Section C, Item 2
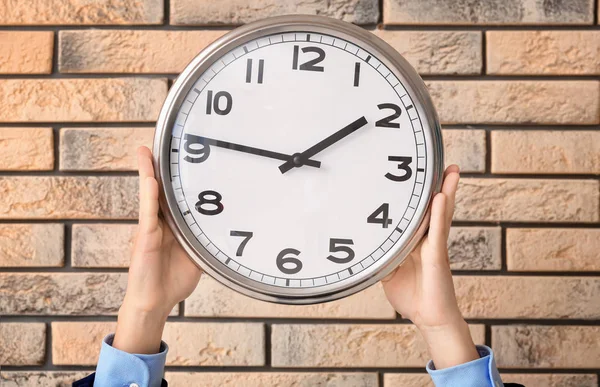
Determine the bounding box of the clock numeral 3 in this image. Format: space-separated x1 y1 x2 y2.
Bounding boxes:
183 133 210 163
230 230 253 256
375 103 402 128
386 156 413 182
292 45 325 72
206 90 233 115
195 190 224 216
246 58 265 84
367 203 393 228
276 248 303 275
327 238 355 264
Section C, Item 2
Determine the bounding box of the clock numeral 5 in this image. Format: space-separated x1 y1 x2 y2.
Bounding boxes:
367 203 393 228
183 133 210 163
206 90 233 115
376 103 402 128
292 45 325 72
327 238 355 264
195 190 223 216
276 248 302 275
230 230 253 256
386 156 413 182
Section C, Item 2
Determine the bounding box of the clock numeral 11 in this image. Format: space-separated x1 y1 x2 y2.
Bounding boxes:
246 58 264 84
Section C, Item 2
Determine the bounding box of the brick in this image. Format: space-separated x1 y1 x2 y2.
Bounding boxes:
0 78 167 122
0 32 53 74
0 224 64 267
71 224 135 267
454 178 599 222
186 277 395 319
383 0 594 25
507 228 600 271
372 31 482 75
442 129 486 173
0 273 126 315
491 130 600 174
166 373 378 387
52 322 264 366
448 227 501 270
60 128 152 171
493 325 600 368
383 374 431 386
383 373 599 387
0 323 46 365
455 276 600 319
427 81 600 125
271 324 484 367
0 0 163 25
59 30 226 73
0 372 89 387
171 0 379 25
0 128 54 170
0 176 138 219
487 31 600 75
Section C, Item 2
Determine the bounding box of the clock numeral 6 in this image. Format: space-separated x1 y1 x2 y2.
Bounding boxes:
367 203 393 228
327 238 355 264
292 45 325 72
375 103 402 129
195 190 223 216
276 248 303 275
183 133 210 164
230 230 253 257
386 156 413 182
206 90 233 115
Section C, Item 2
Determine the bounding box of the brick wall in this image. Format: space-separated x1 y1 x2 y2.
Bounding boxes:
0 0 599 386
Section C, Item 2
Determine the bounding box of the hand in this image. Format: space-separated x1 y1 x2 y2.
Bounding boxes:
113 146 202 354
382 165 479 369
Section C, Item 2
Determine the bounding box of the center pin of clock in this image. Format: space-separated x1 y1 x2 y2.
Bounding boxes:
291 153 303 166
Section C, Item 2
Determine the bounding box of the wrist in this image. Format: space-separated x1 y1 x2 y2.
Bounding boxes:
113 299 168 354
418 318 479 369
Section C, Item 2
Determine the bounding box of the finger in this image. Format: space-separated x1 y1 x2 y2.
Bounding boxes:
137 147 160 233
137 146 155 181
441 164 460 232
426 192 448 257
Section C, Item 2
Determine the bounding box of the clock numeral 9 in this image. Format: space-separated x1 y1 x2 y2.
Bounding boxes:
376 103 402 129
292 45 325 72
327 238 355 264
276 248 303 275
230 230 253 256
206 90 233 115
367 203 393 228
195 190 223 216
386 156 412 182
183 133 210 164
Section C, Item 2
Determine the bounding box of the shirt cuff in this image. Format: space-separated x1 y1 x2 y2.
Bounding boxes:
94 333 168 387
426 345 503 387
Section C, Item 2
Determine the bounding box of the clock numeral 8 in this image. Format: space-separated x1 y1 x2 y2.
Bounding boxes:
195 190 223 216
276 248 302 275
183 133 210 163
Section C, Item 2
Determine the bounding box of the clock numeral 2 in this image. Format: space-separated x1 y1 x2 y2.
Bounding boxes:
327 238 355 264
183 133 210 164
367 203 393 228
276 248 302 275
195 190 223 216
230 230 253 256
376 103 402 128
292 45 325 72
386 156 413 182
246 58 264 84
206 90 233 115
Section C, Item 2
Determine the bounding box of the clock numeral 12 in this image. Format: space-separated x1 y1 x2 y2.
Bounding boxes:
195 190 223 216
230 230 253 256
206 90 233 115
276 248 302 275
367 203 393 228
292 45 325 72
246 58 264 84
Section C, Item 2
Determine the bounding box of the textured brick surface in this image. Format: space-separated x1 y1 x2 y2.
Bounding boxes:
383 373 599 387
507 228 600 271
0 128 54 170
71 224 136 267
0 78 167 122
0 372 88 387
171 0 379 25
0 323 46 365
383 374 432 387
0 224 64 267
60 128 152 171
427 81 600 125
167 373 378 387
383 0 594 24
487 31 600 75
0 176 138 219
52 322 265 366
0 32 53 73
59 30 227 73
0 0 163 25
186 278 395 319
491 130 600 174
372 31 482 75
454 178 599 222
272 324 484 367
493 325 600 368
447 227 501 270
442 129 486 173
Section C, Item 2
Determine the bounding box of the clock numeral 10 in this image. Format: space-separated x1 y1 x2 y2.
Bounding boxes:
206 90 233 115
367 203 393 228
292 45 325 72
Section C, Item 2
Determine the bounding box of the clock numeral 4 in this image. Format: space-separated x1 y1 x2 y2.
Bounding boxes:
367 203 393 228
327 238 355 264
195 190 223 216
386 156 413 182
246 58 264 84
230 230 253 256
292 45 325 72
276 248 302 275
183 133 210 164
206 90 233 115
376 103 402 129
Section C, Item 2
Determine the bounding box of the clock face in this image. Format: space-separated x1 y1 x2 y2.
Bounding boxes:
158 19 441 303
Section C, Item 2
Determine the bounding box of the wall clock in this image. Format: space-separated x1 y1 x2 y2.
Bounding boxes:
154 15 444 304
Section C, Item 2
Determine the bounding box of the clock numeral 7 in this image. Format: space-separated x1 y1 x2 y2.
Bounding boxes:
195 190 223 216
292 45 325 72
327 238 355 264
367 203 393 228
276 248 302 275
183 133 210 164
230 230 253 256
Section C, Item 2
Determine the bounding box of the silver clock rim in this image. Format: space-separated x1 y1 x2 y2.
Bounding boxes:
153 14 444 305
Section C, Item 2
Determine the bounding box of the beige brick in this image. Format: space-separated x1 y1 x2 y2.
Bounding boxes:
271 324 484 367
0 176 138 219
0 372 89 387
454 178 599 222
427 81 600 125
487 31 600 75
0 32 53 74
0 78 167 122
0 128 54 170
507 228 600 271
443 129 486 173
0 273 126 315
493 325 600 368
52 322 265 366
60 128 152 171
171 0 379 25
448 227 501 270
383 0 594 24
71 224 135 267
59 30 226 73
372 31 482 75
491 130 600 174
0 224 64 267
167 373 378 387
383 373 599 387
455 276 600 319
0 0 162 25
0 323 46 365
383 374 432 386
186 277 395 319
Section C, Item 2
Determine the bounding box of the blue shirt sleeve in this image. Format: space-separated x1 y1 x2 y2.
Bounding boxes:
426 345 503 387
93 333 168 387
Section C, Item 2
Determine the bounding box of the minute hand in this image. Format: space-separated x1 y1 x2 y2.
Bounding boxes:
279 116 368 174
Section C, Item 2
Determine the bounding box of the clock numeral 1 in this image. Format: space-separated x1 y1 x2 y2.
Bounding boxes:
353 62 360 87
367 203 393 228
292 45 325 72
386 156 413 182
206 90 233 116
230 230 253 257
375 103 402 128
276 248 302 275
195 190 223 216
327 238 355 264
246 58 264 84
183 133 210 164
